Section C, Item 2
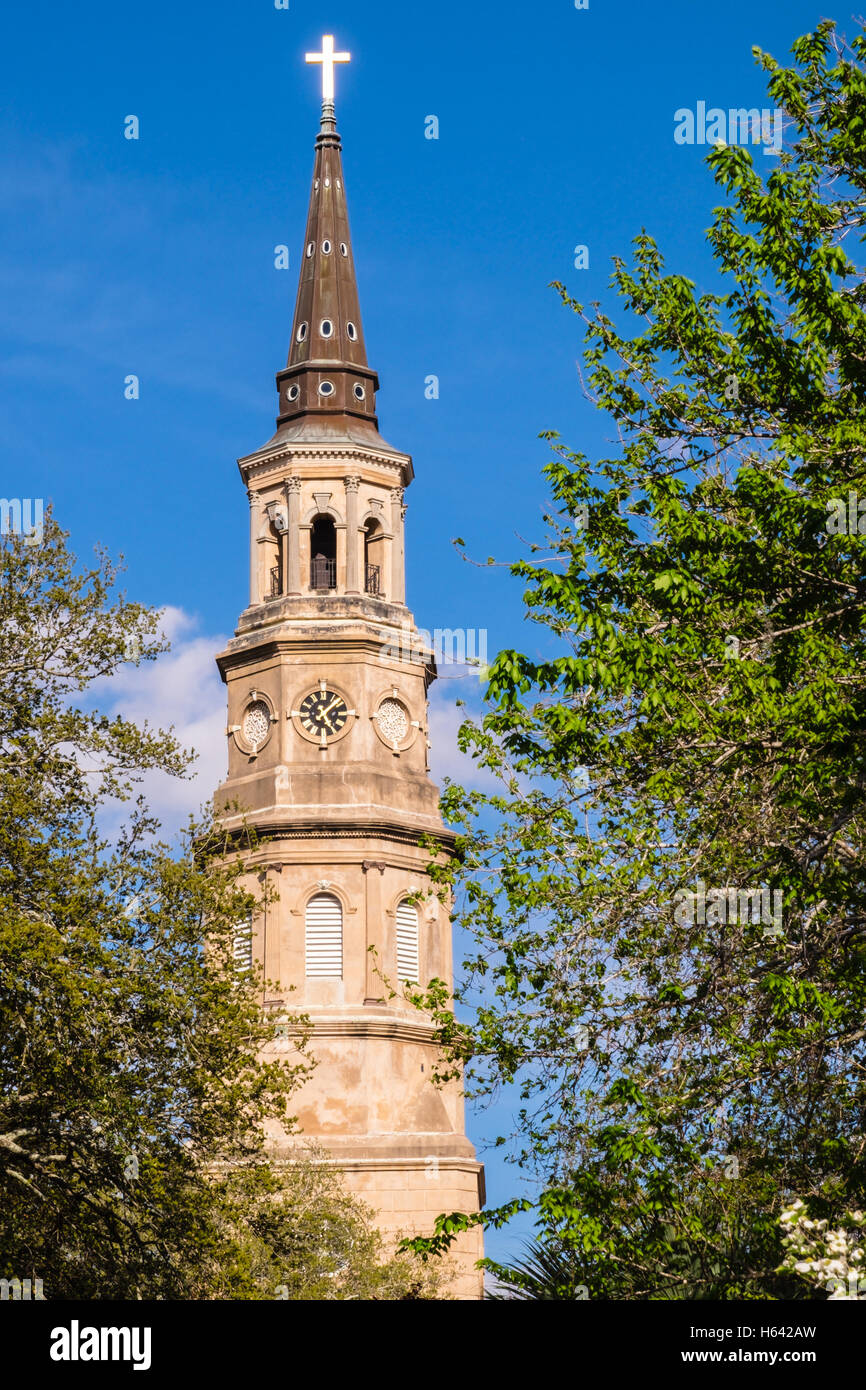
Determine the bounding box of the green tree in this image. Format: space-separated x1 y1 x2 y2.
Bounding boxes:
409 21 866 1298
484 1240 589 1301
219 1156 446 1300
0 516 433 1298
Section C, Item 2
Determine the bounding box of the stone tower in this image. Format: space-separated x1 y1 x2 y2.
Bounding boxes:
212 63 484 1299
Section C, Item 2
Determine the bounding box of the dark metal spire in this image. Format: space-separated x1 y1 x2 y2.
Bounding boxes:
274 103 381 437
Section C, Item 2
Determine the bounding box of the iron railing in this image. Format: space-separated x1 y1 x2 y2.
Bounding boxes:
269 565 282 598
365 563 380 595
311 556 337 590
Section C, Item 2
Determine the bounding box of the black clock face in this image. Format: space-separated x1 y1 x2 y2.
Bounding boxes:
299 689 348 739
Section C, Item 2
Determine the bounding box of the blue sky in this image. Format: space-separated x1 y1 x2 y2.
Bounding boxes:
1 0 835 1269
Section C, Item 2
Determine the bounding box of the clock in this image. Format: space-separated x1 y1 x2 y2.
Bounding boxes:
294 687 351 745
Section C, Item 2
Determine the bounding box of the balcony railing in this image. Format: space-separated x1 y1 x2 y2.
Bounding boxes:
269 565 282 598
311 555 336 590
365 563 380 595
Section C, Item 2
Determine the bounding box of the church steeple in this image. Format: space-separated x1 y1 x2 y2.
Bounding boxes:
214 37 484 1297
275 99 381 439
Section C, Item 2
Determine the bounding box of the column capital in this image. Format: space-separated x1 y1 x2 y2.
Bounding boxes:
286 476 303 494
344 474 361 492
362 860 388 875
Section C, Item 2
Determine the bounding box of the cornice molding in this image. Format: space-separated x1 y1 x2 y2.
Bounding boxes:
267 1154 484 1175
218 631 432 665
216 819 457 852
267 1016 439 1045
239 442 411 478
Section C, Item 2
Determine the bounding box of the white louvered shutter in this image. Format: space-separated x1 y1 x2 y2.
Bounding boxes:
396 899 419 983
233 916 253 972
305 893 343 978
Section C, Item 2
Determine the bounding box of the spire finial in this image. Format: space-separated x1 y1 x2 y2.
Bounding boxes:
271 37 387 446
319 99 337 138
306 34 350 102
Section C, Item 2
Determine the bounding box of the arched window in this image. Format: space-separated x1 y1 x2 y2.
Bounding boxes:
267 511 282 599
310 514 337 590
305 893 343 977
396 899 419 983
364 518 383 595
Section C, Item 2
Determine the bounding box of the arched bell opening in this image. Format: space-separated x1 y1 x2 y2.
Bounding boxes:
265 514 283 599
364 518 384 596
310 514 337 590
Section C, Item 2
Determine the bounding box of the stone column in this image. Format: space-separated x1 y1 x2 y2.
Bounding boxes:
286 477 302 596
344 475 361 594
248 489 261 606
390 487 405 605
263 864 283 999
362 860 387 1004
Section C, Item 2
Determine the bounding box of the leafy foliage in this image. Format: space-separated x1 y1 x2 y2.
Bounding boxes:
778 1198 866 1299
408 22 866 1298
483 1239 589 1301
0 516 433 1298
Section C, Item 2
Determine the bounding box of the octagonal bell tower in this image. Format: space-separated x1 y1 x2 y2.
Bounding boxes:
213 43 484 1299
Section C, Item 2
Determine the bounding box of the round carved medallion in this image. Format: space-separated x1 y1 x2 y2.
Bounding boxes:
377 698 409 745
243 700 272 750
372 694 418 754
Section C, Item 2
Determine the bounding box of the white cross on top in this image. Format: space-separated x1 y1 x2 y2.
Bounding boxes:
305 35 351 103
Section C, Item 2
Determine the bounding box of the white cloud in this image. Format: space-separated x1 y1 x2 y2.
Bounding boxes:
427 680 500 792
91 606 228 835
